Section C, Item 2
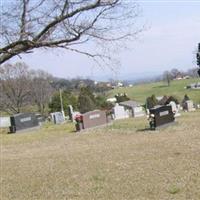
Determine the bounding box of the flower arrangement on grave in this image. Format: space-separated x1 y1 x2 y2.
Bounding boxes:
75 114 83 123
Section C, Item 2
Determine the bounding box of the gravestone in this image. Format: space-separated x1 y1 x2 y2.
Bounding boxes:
0 117 11 128
35 114 46 125
113 103 129 120
75 110 107 131
68 105 74 121
185 100 195 112
182 100 195 112
168 101 181 117
51 112 65 124
133 107 145 117
149 105 175 130
9 113 39 133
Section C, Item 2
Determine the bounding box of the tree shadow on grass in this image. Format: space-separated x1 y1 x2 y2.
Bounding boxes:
136 127 153 132
152 85 169 89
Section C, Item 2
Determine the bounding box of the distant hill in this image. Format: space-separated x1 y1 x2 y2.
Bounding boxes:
107 78 200 104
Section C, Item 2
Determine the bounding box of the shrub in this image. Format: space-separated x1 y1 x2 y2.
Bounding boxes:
146 94 158 109
115 93 130 103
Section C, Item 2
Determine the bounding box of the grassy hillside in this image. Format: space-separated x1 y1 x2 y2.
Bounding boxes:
107 78 200 104
1 111 200 199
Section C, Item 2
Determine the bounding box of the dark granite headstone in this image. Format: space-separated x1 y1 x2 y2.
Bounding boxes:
35 114 46 124
149 105 175 129
9 113 39 133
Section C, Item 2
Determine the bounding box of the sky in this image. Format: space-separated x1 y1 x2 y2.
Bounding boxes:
10 0 200 81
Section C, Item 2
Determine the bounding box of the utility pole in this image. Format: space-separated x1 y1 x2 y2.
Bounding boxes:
59 89 65 118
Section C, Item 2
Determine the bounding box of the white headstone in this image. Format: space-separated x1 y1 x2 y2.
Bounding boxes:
0 117 11 128
133 106 145 117
113 103 129 120
68 105 74 121
169 101 177 112
186 100 195 112
51 112 65 124
169 101 181 117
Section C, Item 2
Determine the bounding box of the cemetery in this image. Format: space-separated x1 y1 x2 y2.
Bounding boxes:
1 1 200 199
1 77 200 200
1 110 200 200
0 90 199 134
0 43 199 200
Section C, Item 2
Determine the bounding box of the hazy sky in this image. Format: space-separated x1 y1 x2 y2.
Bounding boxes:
10 1 200 81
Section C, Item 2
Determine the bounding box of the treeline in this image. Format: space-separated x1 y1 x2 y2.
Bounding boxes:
162 68 199 86
0 62 112 115
51 77 112 93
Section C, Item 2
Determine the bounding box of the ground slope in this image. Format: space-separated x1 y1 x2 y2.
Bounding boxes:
107 78 200 104
1 111 200 200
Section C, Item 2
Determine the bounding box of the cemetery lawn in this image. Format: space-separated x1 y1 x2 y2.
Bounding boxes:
1 111 200 200
107 78 200 104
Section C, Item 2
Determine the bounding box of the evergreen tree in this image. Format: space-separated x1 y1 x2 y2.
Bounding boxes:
115 93 130 103
182 94 190 103
78 87 96 113
95 95 114 110
146 94 158 109
49 90 77 114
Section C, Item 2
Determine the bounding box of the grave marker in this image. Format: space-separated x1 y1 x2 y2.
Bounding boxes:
185 100 195 112
168 101 181 117
75 110 108 131
9 113 39 133
51 112 65 124
68 105 74 121
113 103 129 120
148 105 175 130
0 117 11 128
133 107 145 117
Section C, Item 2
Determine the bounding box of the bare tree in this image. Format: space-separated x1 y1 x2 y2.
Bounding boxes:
187 68 199 78
30 69 53 114
0 62 32 114
170 68 182 79
163 71 172 87
0 62 53 114
0 0 141 65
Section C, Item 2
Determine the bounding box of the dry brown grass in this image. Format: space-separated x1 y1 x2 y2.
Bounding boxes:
1 111 200 200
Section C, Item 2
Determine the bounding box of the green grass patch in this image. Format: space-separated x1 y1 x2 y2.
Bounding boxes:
167 185 181 194
108 78 200 104
107 117 149 132
1 121 75 145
